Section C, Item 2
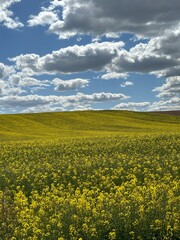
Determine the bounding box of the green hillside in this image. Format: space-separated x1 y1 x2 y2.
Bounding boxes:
0 110 180 140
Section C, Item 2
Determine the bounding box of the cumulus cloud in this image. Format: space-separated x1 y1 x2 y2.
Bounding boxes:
22 104 94 113
153 27 180 60
109 42 179 75
0 95 50 108
10 41 124 74
11 35 179 79
16 77 49 87
3 70 50 95
147 26 180 77
9 54 41 74
29 0 180 39
121 81 133 87
153 77 180 99
0 63 15 79
98 25 180 78
0 65 51 97
2 0 180 113
101 72 128 80
22 105 64 113
5 23 180 114
0 80 6 94
28 11 59 27
162 67 180 78
0 0 23 29
112 102 150 111
149 97 180 111
9 24 180 83
26 0 180 82
0 79 25 96
65 92 129 104
0 64 25 96
113 98 180 112
0 92 129 112
52 78 89 91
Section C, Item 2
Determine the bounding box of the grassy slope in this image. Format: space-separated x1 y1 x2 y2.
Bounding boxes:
0 110 179 141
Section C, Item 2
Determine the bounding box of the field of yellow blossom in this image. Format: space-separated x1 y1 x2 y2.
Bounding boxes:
0 111 179 239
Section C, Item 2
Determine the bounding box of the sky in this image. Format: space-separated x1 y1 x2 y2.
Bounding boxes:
0 0 180 114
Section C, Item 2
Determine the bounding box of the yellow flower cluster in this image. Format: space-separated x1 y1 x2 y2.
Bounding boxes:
0 133 179 239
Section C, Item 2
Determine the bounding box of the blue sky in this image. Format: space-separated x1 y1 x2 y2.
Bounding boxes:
0 0 180 113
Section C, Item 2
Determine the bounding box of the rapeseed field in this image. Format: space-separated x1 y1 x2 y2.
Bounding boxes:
0 111 179 239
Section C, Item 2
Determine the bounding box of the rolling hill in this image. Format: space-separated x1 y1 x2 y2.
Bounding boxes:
0 110 179 239
0 110 179 141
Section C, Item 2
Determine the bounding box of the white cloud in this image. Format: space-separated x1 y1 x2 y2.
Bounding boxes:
28 11 59 27
160 67 180 79
0 64 25 96
5 70 50 94
113 98 180 112
9 54 41 73
0 80 6 94
19 77 49 87
105 33 120 39
0 66 51 97
10 41 124 74
101 72 128 80
22 105 64 113
121 81 133 87
0 92 129 112
148 26 180 78
52 78 89 91
0 79 25 96
153 77 180 99
109 43 179 75
0 63 15 79
0 0 23 29
30 86 48 94
65 92 129 104
9 24 180 82
149 97 180 111
113 102 150 111
43 0 64 11
28 0 180 39
100 25 180 78
5 87 25 96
